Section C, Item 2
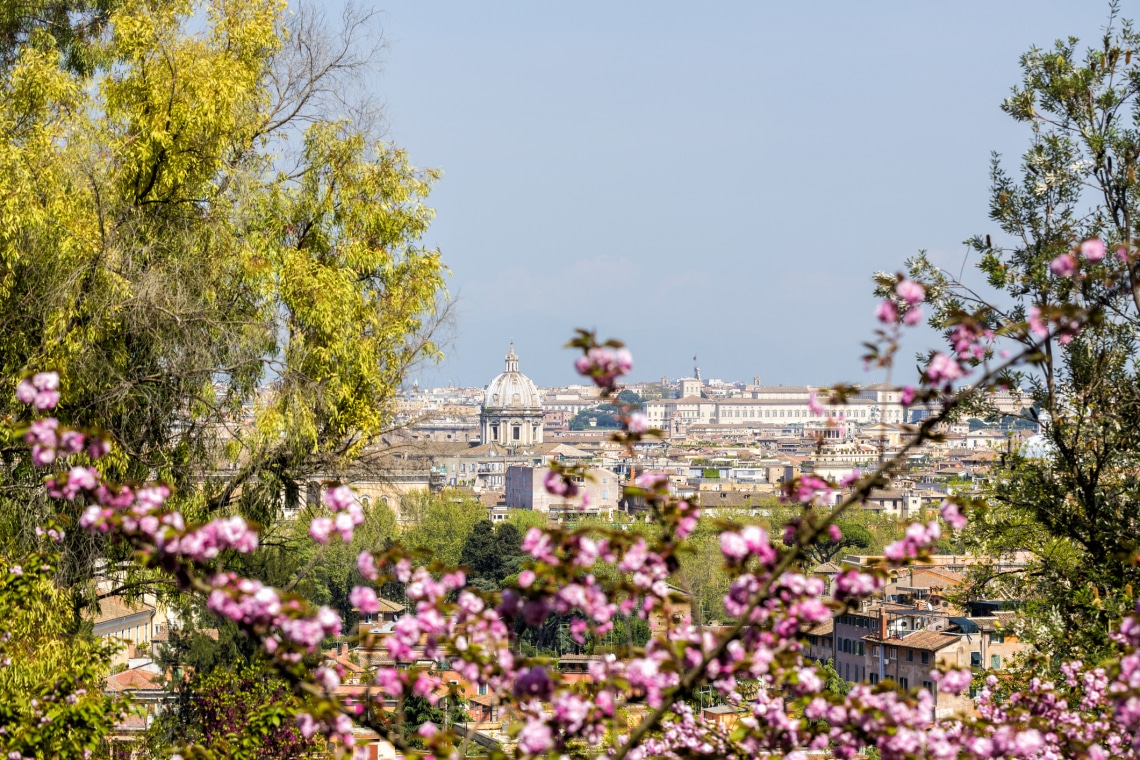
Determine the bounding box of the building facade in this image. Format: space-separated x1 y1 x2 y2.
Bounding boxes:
481 346 544 447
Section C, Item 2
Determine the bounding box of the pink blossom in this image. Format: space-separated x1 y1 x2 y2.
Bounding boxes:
902 305 924 326
296 713 318 739
357 550 378 581
313 666 341 692
1051 252 1078 277
58 430 84 455
900 386 916 406
935 668 973 694
334 511 355 541
925 353 963 385
834 569 884 601
1028 306 1048 338
15 380 35 405
24 418 58 449
17 372 61 410
808 391 824 416
940 501 967 531
895 280 925 305
349 585 380 614
876 300 898 324
627 411 650 433
517 720 554 755
309 517 333 544
86 437 109 459
635 471 670 489
1081 238 1106 261
323 485 355 512
575 346 633 389
543 469 578 497
719 531 748 562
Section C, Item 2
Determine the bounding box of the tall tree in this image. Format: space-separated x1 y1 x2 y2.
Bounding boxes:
0 0 448 604
907 6 1140 659
459 519 524 591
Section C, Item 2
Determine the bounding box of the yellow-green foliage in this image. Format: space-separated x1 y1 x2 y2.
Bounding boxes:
0 552 121 757
0 0 447 518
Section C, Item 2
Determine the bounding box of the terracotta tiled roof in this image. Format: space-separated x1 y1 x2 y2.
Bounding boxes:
863 629 958 651
806 619 834 636
106 668 161 692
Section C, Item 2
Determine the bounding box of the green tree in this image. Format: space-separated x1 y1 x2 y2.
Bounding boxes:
802 521 874 567
400 491 487 567
0 0 447 606
616 389 643 406
908 6 1140 659
459 520 524 591
147 664 315 760
569 404 621 430
506 508 549 536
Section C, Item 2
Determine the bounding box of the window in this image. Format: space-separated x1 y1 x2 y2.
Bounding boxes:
991 654 1001 669
478 684 488 696
899 677 909 689
921 652 929 664
991 632 1005 644
889 647 897 660
870 673 879 685
907 649 914 662
513 426 520 440
922 680 934 692
871 645 879 657
858 642 865 656
970 652 982 669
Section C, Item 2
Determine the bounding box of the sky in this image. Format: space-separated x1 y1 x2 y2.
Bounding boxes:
356 1 1112 389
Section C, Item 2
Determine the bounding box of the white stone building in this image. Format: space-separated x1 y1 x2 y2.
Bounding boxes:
481 345 544 447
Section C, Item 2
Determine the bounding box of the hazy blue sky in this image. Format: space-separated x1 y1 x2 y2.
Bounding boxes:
361 1 1110 389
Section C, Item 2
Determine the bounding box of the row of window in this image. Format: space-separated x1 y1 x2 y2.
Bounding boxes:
651 406 908 421
837 614 874 628
867 675 936 692
870 644 930 664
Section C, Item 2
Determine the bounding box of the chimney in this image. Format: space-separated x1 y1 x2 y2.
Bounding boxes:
880 609 888 640
337 641 344 656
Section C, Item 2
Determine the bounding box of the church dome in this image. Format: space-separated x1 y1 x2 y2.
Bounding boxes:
484 345 542 410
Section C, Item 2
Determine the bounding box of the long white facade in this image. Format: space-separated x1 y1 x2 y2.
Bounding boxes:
644 384 908 433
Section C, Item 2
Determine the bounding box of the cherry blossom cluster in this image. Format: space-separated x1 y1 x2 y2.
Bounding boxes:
309 485 365 544
15 372 60 411
574 345 633 392
1050 237 1109 279
876 277 925 326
